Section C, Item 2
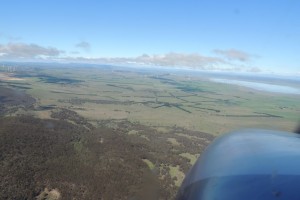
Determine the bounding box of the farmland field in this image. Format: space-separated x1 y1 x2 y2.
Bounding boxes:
0 63 299 199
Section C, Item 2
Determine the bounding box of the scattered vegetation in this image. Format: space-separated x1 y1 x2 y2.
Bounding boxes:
0 115 213 199
51 108 93 129
142 159 155 170
0 116 151 199
0 86 35 115
1 65 299 199
169 165 185 187
179 153 199 165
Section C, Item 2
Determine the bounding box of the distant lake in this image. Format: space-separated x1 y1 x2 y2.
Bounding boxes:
211 78 300 95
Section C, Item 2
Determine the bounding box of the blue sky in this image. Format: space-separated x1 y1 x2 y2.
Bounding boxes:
0 0 299 74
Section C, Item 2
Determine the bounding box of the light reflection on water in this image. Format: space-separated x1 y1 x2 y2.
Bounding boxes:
211 78 300 95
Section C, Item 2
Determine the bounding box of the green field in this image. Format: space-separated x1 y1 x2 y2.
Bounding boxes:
3 65 297 135
0 64 299 199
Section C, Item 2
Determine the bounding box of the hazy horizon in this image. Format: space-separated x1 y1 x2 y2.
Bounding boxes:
1 0 299 75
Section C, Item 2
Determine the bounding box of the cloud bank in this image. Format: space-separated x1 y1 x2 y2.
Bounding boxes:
0 43 63 59
134 53 224 68
61 51 261 72
61 53 225 70
0 41 260 72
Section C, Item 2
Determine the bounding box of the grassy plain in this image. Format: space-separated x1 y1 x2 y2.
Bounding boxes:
0 64 299 199
5 65 297 135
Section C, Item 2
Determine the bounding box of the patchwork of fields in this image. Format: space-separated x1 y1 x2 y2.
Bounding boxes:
0 64 299 199
3 65 297 134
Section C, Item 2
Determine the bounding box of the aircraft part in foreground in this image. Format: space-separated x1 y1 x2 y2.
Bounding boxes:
177 129 300 200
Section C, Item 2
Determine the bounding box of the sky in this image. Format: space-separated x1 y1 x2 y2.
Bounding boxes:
0 0 299 74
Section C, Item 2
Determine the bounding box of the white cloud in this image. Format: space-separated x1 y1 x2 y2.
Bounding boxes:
59 52 264 72
60 52 225 70
213 49 252 62
0 41 262 73
247 67 261 73
0 42 63 59
134 53 224 68
75 41 91 52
